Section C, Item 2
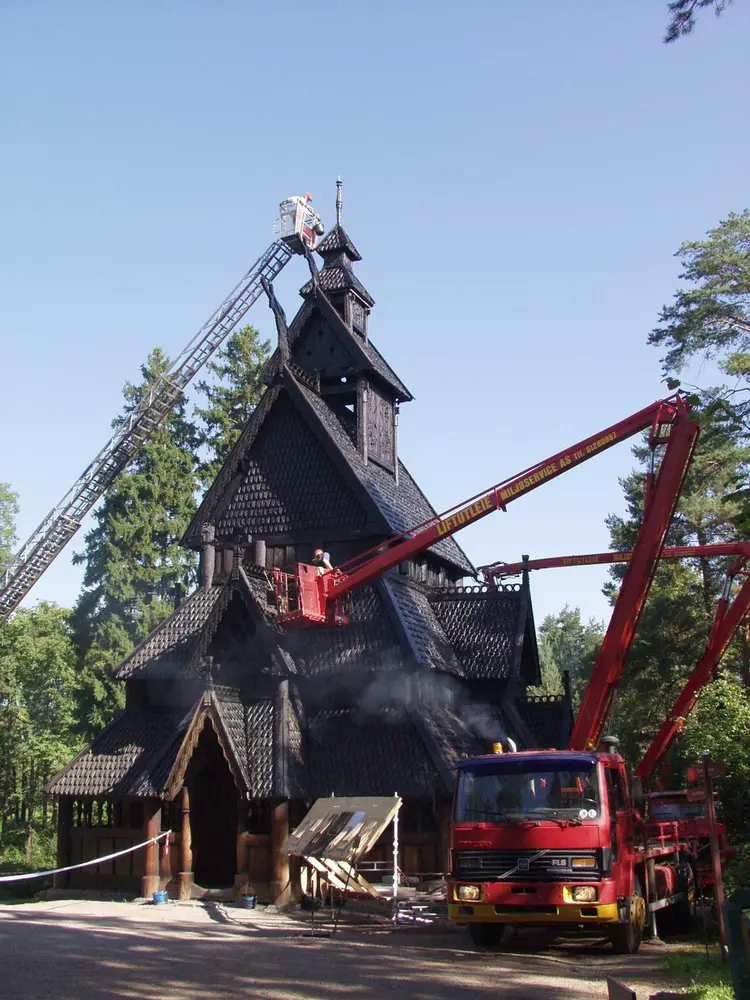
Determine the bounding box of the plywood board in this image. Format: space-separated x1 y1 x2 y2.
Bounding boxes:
281 796 401 861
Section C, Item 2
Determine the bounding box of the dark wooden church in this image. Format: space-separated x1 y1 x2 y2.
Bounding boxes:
47 198 572 902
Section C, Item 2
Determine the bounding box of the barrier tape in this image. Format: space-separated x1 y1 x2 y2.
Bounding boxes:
0 830 171 883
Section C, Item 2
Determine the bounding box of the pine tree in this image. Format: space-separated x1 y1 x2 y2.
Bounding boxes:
194 325 270 486
0 483 19 573
663 0 734 43
602 415 750 764
536 607 604 705
72 348 200 736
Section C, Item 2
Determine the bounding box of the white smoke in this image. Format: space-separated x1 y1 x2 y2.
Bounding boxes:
357 668 509 744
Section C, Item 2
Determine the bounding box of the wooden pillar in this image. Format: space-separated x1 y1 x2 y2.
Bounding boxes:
436 799 452 876
177 786 193 900
233 811 250 903
54 797 73 889
140 799 161 898
271 800 291 904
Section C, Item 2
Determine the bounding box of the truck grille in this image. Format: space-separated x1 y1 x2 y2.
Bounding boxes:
454 849 601 882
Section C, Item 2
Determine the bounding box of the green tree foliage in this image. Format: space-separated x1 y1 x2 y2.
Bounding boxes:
72 348 200 736
650 211 750 429
0 483 19 573
536 606 604 706
195 325 270 486
675 675 750 846
0 602 81 868
664 0 734 43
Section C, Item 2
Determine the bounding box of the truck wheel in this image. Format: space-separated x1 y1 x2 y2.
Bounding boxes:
468 923 506 948
610 877 646 955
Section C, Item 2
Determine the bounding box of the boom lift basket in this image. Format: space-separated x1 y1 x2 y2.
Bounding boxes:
275 197 325 253
273 566 348 629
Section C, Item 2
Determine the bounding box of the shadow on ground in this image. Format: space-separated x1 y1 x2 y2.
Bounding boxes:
0 903 688 1000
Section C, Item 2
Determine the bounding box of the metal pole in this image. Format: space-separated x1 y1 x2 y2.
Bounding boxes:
392 795 401 925
702 751 727 957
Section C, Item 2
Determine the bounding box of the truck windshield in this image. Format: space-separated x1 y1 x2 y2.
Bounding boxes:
455 759 601 823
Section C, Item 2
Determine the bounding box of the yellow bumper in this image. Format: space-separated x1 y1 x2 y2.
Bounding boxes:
448 902 620 925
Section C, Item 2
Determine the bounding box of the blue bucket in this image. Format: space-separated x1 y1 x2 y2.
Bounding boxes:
152 890 168 905
241 894 257 910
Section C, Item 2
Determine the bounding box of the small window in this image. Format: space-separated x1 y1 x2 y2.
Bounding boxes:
605 767 626 812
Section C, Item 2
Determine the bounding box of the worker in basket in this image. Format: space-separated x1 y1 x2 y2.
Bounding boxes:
312 548 333 572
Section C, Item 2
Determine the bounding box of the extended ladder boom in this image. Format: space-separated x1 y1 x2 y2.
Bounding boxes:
482 542 750 581
1 196 324 622
568 404 699 751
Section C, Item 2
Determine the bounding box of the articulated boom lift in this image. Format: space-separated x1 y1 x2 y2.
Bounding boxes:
0 196 324 624
636 549 750 780
481 541 750 770
481 542 750 581
274 394 698 631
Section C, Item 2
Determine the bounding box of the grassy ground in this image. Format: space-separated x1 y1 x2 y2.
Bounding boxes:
661 950 733 999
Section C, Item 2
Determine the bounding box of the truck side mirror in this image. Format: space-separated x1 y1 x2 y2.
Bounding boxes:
630 776 644 814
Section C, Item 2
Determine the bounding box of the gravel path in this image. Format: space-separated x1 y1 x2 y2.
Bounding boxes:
0 900 687 999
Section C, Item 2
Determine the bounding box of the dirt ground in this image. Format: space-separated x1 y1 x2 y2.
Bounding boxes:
0 899 689 999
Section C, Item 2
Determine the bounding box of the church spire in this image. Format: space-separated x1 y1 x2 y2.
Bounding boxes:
336 176 342 227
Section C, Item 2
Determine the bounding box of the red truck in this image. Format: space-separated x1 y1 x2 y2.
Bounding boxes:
448 546 749 951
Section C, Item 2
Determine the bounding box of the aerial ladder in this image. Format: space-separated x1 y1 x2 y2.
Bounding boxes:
0 195 324 623
274 394 699 645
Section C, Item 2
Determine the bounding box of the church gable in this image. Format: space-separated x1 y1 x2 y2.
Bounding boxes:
215 392 368 539
204 592 279 687
290 307 358 378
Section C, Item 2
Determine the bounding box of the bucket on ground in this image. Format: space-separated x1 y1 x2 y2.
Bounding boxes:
152 890 168 905
241 894 257 909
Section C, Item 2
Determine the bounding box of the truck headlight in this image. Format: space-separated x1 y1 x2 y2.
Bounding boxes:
571 886 598 903
456 884 482 901
571 857 597 869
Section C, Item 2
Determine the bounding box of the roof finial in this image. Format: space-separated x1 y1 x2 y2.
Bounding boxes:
336 176 342 227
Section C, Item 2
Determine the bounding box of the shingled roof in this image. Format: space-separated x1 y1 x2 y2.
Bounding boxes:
300 223 374 308
183 371 473 576
45 686 277 800
281 288 412 402
429 583 531 680
116 586 231 679
45 705 189 798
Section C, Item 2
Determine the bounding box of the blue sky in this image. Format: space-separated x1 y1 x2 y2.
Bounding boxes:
1 1 748 625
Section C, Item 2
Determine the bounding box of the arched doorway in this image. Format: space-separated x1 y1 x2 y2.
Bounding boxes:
188 724 238 888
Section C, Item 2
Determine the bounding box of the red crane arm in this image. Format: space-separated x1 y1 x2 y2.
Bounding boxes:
635 557 750 781
568 403 699 751
482 542 750 581
274 395 693 629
